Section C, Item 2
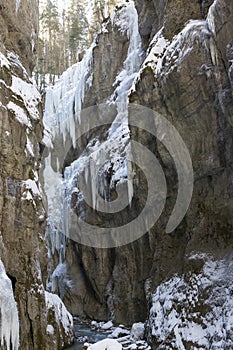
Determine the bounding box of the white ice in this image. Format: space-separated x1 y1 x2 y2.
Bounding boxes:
0 260 19 350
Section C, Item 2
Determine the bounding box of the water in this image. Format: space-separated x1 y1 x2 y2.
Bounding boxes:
65 321 109 349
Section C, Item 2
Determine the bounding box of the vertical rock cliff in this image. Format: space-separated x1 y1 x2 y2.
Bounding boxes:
0 1 74 349
43 0 233 349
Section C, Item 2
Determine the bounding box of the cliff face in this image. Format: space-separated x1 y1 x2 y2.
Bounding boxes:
43 0 233 348
131 0 233 347
0 0 38 74
0 1 74 349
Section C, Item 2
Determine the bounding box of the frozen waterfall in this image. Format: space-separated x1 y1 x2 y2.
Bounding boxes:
43 0 143 288
0 260 19 350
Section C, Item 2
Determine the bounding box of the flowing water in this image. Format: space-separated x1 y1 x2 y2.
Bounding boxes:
65 321 109 349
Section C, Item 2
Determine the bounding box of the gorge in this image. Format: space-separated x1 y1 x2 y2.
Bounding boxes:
0 0 233 349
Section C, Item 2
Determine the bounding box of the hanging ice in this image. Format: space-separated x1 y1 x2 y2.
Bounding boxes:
43 1 143 253
0 260 19 350
43 42 96 148
62 1 143 218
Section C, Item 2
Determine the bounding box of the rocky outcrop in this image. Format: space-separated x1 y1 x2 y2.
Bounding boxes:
0 0 74 349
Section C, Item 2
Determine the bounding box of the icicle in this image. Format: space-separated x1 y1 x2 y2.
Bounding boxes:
43 42 96 148
0 260 19 350
43 2 143 254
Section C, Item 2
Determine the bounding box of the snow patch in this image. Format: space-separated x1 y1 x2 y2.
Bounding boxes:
101 321 114 330
130 323 145 341
46 324 55 335
23 179 41 197
45 291 73 336
0 52 10 69
148 255 233 349
26 136 34 157
7 101 31 128
11 76 41 120
88 339 122 350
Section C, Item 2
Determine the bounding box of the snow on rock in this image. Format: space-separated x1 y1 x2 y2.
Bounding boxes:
110 327 130 338
15 0 20 12
0 259 19 350
45 291 73 337
1 50 41 131
0 52 10 69
11 76 41 120
101 321 114 330
136 2 221 85
46 324 55 335
130 323 145 341
88 339 122 350
23 179 41 197
147 254 233 349
7 101 32 128
91 320 99 328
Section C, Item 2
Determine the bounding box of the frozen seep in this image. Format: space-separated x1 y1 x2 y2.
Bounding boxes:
0 260 19 350
62 0 143 221
43 0 143 284
43 30 96 296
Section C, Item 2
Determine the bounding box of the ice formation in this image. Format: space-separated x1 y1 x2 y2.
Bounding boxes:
0 260 19 350
43 41 96 147
43 0 143 281
136 1 220 84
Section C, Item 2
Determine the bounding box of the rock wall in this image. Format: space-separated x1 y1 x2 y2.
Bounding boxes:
44 0 233 347
0 0 74 349
56 5 153 325
131 0 233 348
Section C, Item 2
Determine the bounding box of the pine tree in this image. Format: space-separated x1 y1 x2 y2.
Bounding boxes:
39 0 61 83
67 0 89 64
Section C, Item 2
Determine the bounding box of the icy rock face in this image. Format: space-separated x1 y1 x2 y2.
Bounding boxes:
0 260 19 350
44 1 148 325
0 1 74 349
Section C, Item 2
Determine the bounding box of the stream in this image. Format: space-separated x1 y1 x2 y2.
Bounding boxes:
64 319 151 350
65 320 111 349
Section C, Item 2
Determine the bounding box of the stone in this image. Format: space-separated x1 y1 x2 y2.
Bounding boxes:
130 323 145 341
